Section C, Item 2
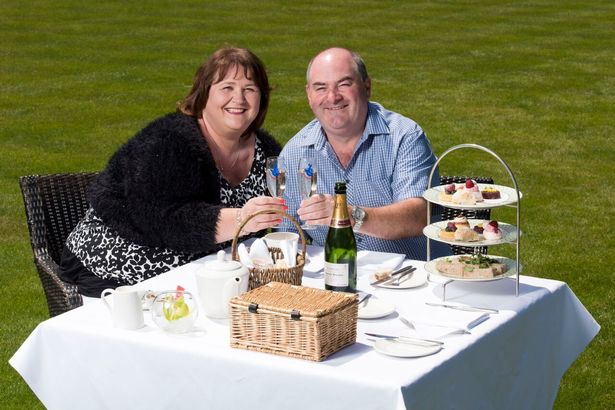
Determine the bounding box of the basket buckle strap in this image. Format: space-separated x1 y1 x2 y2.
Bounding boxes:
248 303 259 313
291 309 301 320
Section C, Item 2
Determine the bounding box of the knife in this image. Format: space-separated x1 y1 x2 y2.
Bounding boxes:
389 268 417 286
370 265 415 286
425 302 499 314
364 332 444 346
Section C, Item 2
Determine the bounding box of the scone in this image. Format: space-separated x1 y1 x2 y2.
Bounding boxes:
454 227 481 242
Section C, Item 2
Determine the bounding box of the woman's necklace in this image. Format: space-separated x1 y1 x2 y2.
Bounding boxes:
199 119 241 173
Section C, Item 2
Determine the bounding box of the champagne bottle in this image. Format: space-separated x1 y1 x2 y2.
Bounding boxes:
324 182 357 293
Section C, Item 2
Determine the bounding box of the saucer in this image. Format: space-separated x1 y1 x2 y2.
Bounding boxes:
358 299 396 319
374 339 443 358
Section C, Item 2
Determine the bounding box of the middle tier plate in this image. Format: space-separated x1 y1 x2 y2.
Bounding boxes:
423 220 519 247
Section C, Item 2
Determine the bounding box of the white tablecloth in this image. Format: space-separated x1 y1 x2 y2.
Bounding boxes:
10 247 599 410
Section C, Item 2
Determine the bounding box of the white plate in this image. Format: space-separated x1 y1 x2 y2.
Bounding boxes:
374 339 443 358
422 184 522 209
358 299 396 319
370 269 428 289
425 255 521 282
423 220 519 246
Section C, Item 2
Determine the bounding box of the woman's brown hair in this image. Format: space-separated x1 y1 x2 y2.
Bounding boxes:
177 47 270 138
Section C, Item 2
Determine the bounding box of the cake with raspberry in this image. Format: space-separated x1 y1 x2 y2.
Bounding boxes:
438 183 457 202
438 221 457 240
452 179 484 205
483 220 503 241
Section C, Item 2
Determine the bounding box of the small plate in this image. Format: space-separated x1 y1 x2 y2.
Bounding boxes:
358 299 396 319
374 339 443 358
370 269 428 289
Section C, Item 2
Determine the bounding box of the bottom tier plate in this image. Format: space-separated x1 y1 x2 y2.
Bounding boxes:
425 255 521 282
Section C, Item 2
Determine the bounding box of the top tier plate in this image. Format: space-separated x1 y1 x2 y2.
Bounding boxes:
422 183 522 209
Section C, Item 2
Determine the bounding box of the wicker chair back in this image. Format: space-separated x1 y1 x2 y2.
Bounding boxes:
19 172 99 316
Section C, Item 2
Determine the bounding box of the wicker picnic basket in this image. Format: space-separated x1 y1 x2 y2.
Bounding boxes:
231 209 307 290
229 282 358 361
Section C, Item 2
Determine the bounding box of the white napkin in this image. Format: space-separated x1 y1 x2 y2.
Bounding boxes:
302 249 405 275
357 250 405 276
303 246 324 273
237 243 254 268
404 306 489 339
279 239 297 267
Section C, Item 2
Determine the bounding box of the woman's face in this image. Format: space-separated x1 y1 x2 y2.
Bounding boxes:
202 65 260 138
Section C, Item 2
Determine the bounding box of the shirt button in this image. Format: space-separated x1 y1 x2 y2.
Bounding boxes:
357 237 363 243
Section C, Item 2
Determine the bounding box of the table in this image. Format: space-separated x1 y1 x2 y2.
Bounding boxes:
10 246 599 410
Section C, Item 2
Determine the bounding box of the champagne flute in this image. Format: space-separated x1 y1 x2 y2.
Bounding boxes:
266 156 286 198
297 157 318 230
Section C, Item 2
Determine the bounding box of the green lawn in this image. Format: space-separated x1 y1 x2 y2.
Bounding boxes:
2 1 613 408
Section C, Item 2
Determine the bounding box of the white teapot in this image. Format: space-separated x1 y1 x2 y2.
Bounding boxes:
195 250 249 319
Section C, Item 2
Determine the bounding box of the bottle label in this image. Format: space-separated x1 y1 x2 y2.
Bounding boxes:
324 262 349 287
329 219 351 228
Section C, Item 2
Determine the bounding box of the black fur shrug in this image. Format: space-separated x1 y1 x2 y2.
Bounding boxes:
88 112 281 254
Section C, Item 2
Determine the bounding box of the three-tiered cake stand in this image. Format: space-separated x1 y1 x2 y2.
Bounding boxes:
423 143 522 300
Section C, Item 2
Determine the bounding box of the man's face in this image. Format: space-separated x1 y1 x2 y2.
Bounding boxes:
306 50 371 140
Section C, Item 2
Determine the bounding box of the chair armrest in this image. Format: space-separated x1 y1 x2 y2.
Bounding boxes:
34 252 83 317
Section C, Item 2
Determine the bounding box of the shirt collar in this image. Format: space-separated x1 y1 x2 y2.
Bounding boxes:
300 101 390 149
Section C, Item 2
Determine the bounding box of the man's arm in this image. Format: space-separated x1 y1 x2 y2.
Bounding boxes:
350 198 427 239
296 195 428 239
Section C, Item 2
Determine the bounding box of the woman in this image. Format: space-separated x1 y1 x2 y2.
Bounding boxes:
60 47 286 297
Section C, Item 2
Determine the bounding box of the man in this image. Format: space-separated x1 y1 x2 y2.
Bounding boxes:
280 47 448 260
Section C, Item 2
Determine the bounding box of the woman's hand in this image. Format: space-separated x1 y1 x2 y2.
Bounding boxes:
297 194 333 227
239 196 288 233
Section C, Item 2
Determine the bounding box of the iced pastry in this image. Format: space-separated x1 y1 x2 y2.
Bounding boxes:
451 189 476 205
453 215 470 230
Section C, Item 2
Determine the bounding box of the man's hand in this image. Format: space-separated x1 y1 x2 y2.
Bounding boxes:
297 193 334 227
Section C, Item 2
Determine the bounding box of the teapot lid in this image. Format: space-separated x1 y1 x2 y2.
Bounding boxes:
203 250 243 271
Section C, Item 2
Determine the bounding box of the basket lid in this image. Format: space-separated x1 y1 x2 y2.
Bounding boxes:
230 282 357 318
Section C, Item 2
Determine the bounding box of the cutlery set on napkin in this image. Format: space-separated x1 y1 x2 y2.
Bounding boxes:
365 303 497 348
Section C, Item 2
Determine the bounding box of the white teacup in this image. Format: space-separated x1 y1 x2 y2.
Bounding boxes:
101 286 144 330
263 232 299 250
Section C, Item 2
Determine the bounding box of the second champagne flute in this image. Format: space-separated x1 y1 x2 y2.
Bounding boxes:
266 156 286 198
298 158 318 230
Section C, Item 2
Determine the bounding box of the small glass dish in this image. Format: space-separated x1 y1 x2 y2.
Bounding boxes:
151 290 198 333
